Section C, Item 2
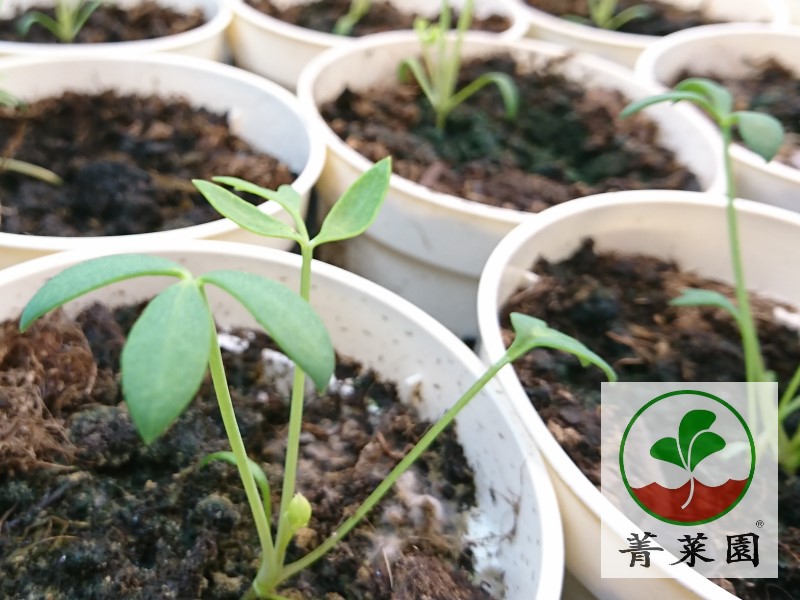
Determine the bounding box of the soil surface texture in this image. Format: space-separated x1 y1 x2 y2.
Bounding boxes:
524 0 722 36
321 54 701 213
0 91 294 236
0 302 492 599
247 0 510 36
0 1 205 43
500 239 800 599
675 58 800 169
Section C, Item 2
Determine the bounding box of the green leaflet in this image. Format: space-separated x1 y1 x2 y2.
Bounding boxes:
735 111 785 162
312 157 392 247
193 179 300 242
20 254 189 332
198 270 335 391
650 409 726 472
122 280 213 444
507 313 617 382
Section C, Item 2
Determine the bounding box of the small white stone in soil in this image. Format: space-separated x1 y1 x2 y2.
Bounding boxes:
217 331 249 353
774 305 800 333
261 348 316 403
328 376 356 399
398 373 423 406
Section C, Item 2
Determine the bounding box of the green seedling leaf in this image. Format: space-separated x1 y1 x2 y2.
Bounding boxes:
448 72 519 120
20 254 189 332
670 288 741 323
16 11 59 37
605 4 650 30
333 0 371 36
398 57 436 105
0 88 24 108
650 437 685 469
678 409 724 471
620 91 712 119
507 313 617 382
651 410 726 471
312 157 392 247
122 281 213 444
734 111 785 162
675 78 733 115
72 0 101 36
199 270 334 391
210 177 305 232
688 430 726 471
193 180 300 242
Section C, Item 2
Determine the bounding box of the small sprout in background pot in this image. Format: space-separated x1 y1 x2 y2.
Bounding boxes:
565 0 651 31
332 0 371 36
398 0 519 131
21 157 616 598
621 78 800 472
0 88 63 187
17 0 103 43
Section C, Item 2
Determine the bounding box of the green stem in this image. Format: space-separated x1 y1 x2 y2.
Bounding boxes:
202 290 276 572
275 354 513 586
255 242 315 593
779 364 800 416
721 125 765 383
0 158 63 185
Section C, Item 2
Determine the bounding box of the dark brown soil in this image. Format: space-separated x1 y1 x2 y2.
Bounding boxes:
320 54 701 213
246 0 510 36
0 302 493 599
525 0 722 36
500 239 800 599
674 58 800 169
0 91 294 236
0 1 205 43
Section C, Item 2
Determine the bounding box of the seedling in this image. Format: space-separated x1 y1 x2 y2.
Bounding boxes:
17 0 102 43
566 0 650 31
398 0 518 130
650 409 726 509
621 78 800 472
332 0 371 36
0 89 63 186
21 159 616 598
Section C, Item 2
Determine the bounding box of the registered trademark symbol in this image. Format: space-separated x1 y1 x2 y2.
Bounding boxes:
756 520 765 528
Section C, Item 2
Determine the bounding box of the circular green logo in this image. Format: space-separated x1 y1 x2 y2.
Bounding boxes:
619 390 755 526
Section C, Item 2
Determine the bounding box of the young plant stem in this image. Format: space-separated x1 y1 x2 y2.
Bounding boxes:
255 243 314 594
273 353 514 587
203 291 276 571
0 157 63 185
720 125 766 384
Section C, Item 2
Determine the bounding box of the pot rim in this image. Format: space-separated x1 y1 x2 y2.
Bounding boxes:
0 53 325 251
0 237 567 599
477 189 800 597
514 0 790 50
229 0 530 48
0 0 232 55
634 21 800 187
296 30 726 226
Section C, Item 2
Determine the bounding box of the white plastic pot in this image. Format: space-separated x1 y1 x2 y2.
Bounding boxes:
0 0 232 60
297 32 726 338
514 0 789 68
0 54 325 269
476 190 800 599
0 239 565 600
228 0 528 91
635 22 800 213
